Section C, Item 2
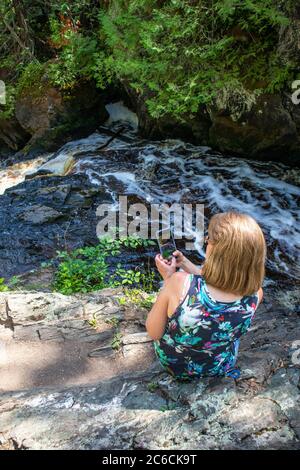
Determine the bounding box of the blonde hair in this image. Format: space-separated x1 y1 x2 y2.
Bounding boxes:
202 212 266 296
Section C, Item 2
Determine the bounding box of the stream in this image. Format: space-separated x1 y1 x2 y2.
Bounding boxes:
0 103 299 285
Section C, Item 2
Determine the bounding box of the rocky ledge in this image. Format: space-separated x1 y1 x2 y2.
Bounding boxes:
0 287 299 450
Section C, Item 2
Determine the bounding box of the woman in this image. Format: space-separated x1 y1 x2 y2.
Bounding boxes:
146 212 266 380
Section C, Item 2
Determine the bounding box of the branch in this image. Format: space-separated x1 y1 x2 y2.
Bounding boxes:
2 17 33 56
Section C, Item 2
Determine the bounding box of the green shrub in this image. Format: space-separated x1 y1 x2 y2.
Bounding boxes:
0 278 9 292
16 61 46 98
53 236 157 295
118 288 157 309
99 0 295 120
47 29 100 90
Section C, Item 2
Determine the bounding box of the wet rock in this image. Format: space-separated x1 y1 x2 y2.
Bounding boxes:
124 80 300 165
0 116 30 152
0 172 112 277
18 205 64 224
209 94 299 164
14 80 109 156
29 152 75 177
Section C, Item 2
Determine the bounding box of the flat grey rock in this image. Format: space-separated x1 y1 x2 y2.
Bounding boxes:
0 288 299 450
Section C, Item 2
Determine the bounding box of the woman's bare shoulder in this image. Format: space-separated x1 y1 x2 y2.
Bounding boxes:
257 287 264 305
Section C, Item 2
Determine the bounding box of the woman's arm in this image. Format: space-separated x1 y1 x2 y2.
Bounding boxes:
145 281 170 340
145 255 176 340
146 272 189 340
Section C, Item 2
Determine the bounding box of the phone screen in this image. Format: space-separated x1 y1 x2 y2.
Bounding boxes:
156 229 177 260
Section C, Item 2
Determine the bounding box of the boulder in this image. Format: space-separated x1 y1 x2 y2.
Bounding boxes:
0 287 299 450
0 116 30 152
209 94 299 164
17 205 64 225
122 79 300 165
13 79 109 156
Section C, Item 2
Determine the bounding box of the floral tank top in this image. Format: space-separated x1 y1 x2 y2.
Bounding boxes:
154 274 259 380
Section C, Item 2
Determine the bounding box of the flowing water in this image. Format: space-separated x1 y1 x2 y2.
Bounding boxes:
1 104 299 284
51 122 300 283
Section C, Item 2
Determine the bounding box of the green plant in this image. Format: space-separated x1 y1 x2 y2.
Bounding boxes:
0 278 9 292
113 266 156 292
41 261 53 269
7 276 20 289
118 288 157 309
99 0 296 121
47 31 99 90
88 314 98 329
119 235 156 250
147 382 159 393
1 0 296 126
0 84 16 119
160 403 177 412
111 331 123 350
105 316 120 328
53 236 158 295
16 61 45 98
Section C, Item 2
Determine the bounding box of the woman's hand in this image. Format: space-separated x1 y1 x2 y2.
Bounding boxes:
173 250 203 275
155 254 176 280
173 250 186 269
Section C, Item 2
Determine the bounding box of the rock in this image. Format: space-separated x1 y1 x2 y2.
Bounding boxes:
123 342 154 360
0 116 30 152
122 79 211 145
29 151 75 177
88 345 115 358
14 79 109 156
0 291 125 325
261 369 300 440
0 172 113 278
123 80 300 165
0 289 299 449
122 332 152 345
220 397 285 438
209 94 299 164
0 156 50 196
18 205 63 224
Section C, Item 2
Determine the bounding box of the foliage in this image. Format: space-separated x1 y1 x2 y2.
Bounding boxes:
0 85 16 119
0 0 111 117
16 60 46 97
47 26 99 89
99 0 296 120
0 1 297 124
105 316 120 328
118 288 157 310
113 265 155 292
88 314 98 329
53 235 157 295
111 331 122 350
147 382 159 393
0 278 9 292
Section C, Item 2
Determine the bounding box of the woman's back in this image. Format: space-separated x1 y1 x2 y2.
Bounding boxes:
154 274 259 380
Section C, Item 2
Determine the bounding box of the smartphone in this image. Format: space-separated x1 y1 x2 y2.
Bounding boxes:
156 228 177 261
